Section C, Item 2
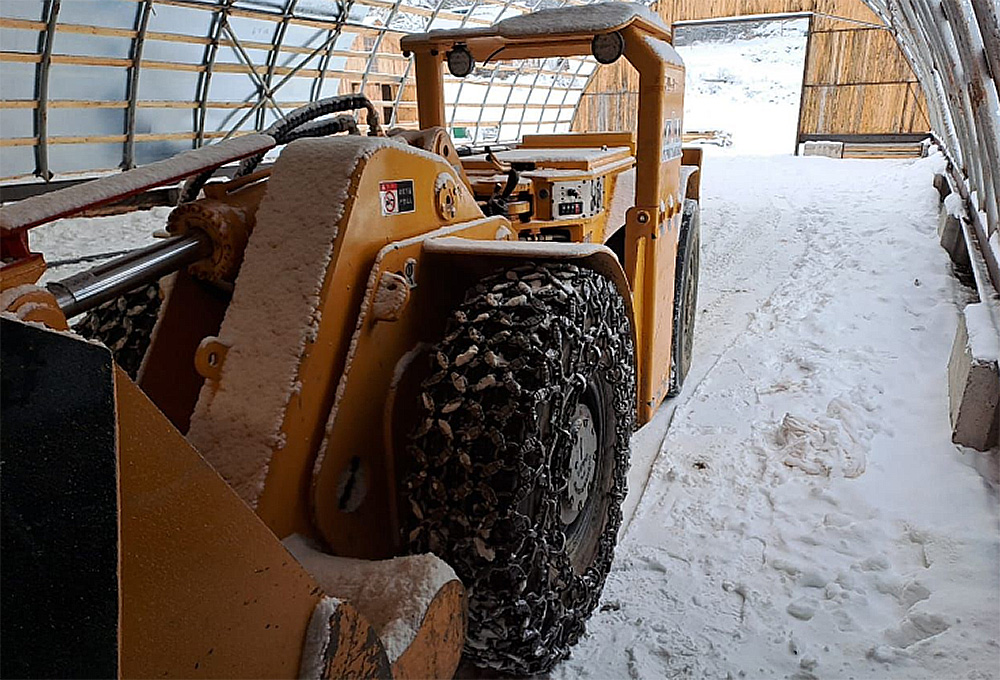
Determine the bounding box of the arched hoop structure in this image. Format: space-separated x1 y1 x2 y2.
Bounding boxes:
0 0 996 287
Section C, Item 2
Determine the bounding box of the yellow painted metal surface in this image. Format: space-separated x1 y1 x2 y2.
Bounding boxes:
310 215 512 557
1 285 69 330
622 24 686 421
0 254 46 289
521 131 637 155
123 7 689 581
116 367 322 679
251 144 487 543
405 17 686 424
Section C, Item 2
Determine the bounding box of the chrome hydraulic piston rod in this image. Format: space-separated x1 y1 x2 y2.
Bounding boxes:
47 231 212 318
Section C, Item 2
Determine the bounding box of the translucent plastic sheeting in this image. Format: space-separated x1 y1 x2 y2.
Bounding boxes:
0 0 614 181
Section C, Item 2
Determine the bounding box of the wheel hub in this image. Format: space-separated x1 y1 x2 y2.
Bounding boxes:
561 402 598 525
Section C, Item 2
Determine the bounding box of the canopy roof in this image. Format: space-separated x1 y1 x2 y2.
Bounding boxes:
401 1 665 45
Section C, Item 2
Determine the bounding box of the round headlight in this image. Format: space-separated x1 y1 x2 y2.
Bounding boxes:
447 45 475 77
591 32 625 65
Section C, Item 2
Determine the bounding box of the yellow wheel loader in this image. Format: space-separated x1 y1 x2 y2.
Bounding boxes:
0 3 701 677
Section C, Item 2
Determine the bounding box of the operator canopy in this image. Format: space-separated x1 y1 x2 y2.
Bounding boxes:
401 2 672 53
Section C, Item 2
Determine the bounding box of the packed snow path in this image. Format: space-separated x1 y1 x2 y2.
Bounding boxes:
551 153 1000 680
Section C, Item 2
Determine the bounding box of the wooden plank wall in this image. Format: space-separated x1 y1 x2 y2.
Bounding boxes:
572 0 930 144
338 33 419 130
799 16 929 138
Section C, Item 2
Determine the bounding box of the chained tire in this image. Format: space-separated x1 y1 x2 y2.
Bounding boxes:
667 199 700 396
404 261 636 675
73 282 162 379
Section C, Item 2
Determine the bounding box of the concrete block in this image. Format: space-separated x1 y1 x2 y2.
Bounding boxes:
933 172 951 203
939 212 972 270
802 141 843 159
948 305 1000 453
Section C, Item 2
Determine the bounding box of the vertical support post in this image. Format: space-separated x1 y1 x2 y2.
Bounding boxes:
388 0 457 128
793 13 814 156
34 0 61 180
123 0 153 170
413 51 446 129
626 38 665 211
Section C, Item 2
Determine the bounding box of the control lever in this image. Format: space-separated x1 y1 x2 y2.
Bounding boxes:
483 146 521 217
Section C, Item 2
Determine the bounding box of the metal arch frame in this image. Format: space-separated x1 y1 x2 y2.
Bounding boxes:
550 55 593 134
311 0 358 103
512 61 546 140
195 0 238 148
530 54 582 135
219 13 386 141
356 0 405 120
123 0 153 170
566 59 596 127
389 0 477 128
467 43 517 144
443 0 499 131
257 0 301 131
33 0 61 180
471 0 549 145
865 0 998 288
569 54 614 132
221 22 287 123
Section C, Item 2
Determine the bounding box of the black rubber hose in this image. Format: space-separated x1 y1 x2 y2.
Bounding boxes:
262 93 380 146
235 115 359 177
179 95 380 203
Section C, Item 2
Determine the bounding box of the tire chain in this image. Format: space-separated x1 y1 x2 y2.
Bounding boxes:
404 262 636 675
73 282 162 380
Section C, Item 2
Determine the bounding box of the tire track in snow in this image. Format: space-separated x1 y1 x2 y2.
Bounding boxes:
622 166 814 533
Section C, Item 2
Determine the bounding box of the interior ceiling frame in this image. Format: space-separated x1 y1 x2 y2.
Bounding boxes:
1 0 601 180
194 0 238 147
256 0 300 130
389 0 455 127
443 0 492 130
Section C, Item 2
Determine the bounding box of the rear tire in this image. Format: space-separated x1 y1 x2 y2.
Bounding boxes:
403 262 635 675
667 199 700 396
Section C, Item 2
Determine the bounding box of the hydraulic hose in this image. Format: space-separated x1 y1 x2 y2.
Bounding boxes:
234 114 360 178
179 95 381 203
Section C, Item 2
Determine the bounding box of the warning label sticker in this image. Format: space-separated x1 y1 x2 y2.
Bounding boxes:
379 179 415 216
661 117 682 162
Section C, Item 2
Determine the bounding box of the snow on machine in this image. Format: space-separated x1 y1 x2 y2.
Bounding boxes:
0 3 701 677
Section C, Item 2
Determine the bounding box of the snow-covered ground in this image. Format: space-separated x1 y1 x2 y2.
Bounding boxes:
549 151 1000 680
32 206 172 284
